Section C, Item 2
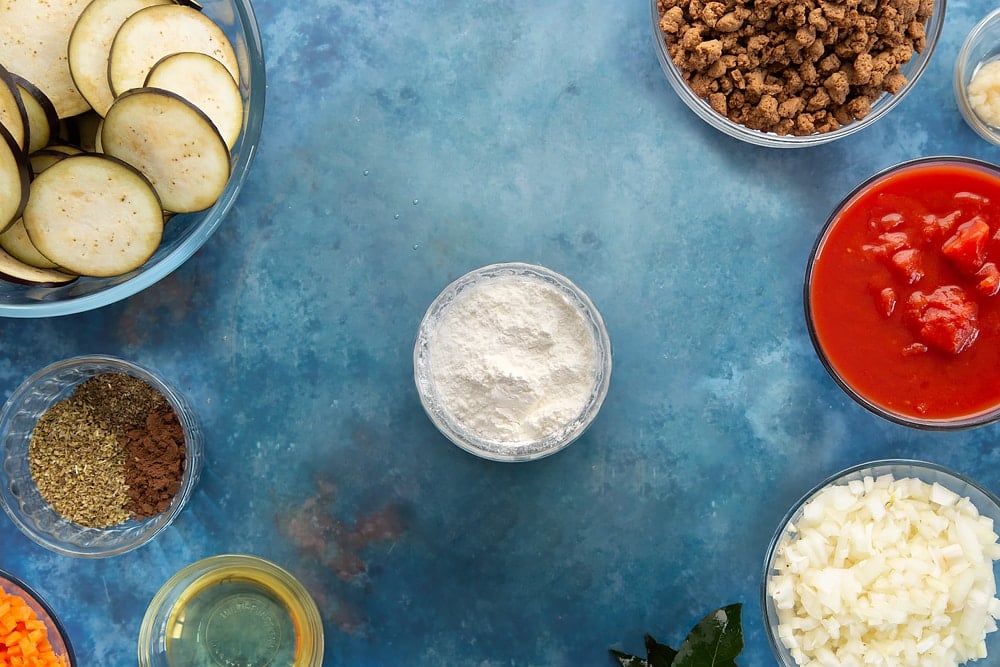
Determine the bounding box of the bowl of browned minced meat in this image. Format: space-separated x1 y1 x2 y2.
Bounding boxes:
651 0 944 147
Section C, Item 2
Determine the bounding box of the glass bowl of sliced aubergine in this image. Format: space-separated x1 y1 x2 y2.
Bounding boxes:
0 0 265 317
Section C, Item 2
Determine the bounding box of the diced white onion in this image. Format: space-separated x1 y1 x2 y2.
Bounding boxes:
769 474 1000 666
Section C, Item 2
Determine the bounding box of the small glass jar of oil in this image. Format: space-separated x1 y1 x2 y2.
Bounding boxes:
138 554 323 666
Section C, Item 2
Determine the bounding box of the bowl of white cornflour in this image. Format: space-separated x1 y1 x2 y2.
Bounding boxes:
414 262 612 462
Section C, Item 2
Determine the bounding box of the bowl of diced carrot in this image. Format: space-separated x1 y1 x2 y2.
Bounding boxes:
0 568 75 666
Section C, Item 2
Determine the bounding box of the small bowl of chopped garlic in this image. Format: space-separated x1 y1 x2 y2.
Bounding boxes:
762 459 1000 666
956 8 1000 145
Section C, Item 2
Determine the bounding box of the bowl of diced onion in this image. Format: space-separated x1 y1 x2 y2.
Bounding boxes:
762 459 1000 666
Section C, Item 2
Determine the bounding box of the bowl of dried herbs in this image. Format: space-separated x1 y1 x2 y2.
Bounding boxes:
0 355 203 557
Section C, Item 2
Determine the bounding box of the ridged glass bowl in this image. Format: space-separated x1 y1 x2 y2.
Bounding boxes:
650 0 945 147
0 0 265 317
762 459 1000 665
0 568 76 666
0 355 204 557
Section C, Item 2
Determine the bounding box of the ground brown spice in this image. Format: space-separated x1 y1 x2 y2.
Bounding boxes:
27 372 186 527
123 407 186 519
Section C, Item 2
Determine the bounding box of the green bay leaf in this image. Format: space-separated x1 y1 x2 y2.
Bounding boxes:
672 603 743 667
609 649 650 667
644 633 678 667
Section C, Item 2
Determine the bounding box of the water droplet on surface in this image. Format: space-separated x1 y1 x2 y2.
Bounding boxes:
394 213 400 220
412 243 420 250
363 170 369 176
412 199 419 206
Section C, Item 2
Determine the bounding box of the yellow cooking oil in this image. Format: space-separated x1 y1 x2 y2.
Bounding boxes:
164 565 309 667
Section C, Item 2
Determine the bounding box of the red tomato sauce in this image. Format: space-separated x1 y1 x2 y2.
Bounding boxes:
808 159 1000 423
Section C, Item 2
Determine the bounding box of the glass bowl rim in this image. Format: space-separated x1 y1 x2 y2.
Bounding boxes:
759 458 1000 665
413 261 613 462
0 354 203 557
0 566 77 666
954 7 1000 146
649 0 946 148
137 553 324 667
0 0 266 318
803 155 1000 430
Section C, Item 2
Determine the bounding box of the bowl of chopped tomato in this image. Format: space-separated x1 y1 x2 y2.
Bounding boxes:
806 156 1000 429
0 568 75 666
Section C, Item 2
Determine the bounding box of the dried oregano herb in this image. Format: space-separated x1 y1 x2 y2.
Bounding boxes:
27 372 185 528
28 399 131 527
73 373 169 432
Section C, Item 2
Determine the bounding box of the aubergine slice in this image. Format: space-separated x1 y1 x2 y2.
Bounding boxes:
62 110 103 153
10 73 58 154
101 87 230 213
0 0 92 118
0 218 60 270
67 0 173 117
0 64 28 153
0 124 29 232
28 149 70 178
0 245 76 286
45 143 84 157
22 153 163 277
108 4 239 98
145 51 243 150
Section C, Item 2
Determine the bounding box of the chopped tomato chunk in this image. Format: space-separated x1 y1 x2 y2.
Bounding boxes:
874 286 896 317
862 231 910 258
905 286 980 355
890 248 923 284
954 191 991 211
941 217 990 274
976 262 1000 297
920 211 961 243
871 212 905 231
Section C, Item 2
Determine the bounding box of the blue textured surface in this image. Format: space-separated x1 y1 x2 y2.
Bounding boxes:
2 1 1000 665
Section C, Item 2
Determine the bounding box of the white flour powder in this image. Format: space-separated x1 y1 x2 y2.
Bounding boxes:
428 275 597 444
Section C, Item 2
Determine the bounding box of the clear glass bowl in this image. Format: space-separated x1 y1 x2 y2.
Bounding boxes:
138 554 324 667
804 156 1000 430
0 568 76 666
0 355 204 557
955 8 1000 145
650 0 945 147
762 459 1000 666
0 0 265 317
414 262 613 462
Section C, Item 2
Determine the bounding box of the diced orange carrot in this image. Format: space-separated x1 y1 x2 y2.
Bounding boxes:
0 584 68 667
